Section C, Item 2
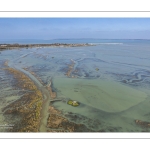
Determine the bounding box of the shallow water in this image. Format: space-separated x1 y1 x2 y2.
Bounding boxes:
0 40 150 132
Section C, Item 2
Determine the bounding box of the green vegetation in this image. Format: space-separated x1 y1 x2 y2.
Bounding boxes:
67 100 80 107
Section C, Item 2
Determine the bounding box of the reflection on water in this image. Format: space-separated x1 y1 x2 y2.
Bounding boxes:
0 40 150 132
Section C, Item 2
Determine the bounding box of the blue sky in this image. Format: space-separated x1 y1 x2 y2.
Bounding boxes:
0 18 150 39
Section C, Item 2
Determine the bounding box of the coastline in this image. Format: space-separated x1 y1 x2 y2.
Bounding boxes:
0 43 93 51
1 40 150 132
2 61 92 132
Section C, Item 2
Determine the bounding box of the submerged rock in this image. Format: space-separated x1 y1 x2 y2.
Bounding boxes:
135 119 150 128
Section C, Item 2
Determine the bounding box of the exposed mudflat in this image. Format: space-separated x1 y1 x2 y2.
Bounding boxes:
0 42 150 132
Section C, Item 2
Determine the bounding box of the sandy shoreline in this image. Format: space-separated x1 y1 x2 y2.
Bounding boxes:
0 43 93 51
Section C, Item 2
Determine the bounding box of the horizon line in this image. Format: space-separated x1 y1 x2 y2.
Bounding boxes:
0 38 150 40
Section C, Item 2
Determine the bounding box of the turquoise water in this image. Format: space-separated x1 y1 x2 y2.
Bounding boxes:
0 39 150 132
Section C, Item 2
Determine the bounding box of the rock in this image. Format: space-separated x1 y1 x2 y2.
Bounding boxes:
67 100 80 107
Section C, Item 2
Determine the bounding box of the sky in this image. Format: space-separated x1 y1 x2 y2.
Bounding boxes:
0 18 150 39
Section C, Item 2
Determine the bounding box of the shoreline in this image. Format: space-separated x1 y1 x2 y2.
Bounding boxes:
3 67 43 132
0 43 94 51
3 61 91 132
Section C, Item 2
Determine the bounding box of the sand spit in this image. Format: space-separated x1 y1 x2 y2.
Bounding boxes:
0 43 93 50
65 59 75 78
45 78 56 99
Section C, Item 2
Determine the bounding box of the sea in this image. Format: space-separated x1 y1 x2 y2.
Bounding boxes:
0 39 150 132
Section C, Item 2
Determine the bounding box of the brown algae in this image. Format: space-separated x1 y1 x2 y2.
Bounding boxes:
47 106 91 132
3 68 43 132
